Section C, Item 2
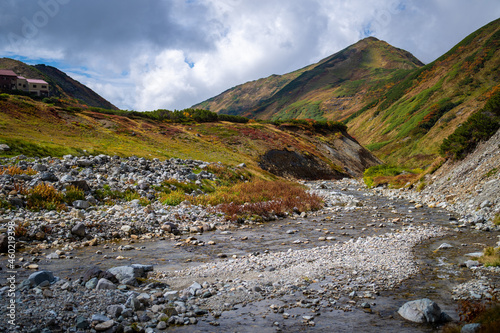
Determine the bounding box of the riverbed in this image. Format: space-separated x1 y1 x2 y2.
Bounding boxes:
1 179 499 332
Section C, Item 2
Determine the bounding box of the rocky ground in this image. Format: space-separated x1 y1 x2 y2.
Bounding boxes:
0 150 499 332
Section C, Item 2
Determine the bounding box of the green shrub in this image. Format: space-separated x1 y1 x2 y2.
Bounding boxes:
363 164 419 188
0 93 10 101
63 185 85 204
159 190 187 206
440 89 500 160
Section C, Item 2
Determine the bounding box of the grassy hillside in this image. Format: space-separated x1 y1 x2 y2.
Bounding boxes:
0 94 379 179
0 58 117 110
194 64 316 115
348 18 500 167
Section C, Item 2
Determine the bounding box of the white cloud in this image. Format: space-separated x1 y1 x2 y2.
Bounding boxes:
1 0 499 111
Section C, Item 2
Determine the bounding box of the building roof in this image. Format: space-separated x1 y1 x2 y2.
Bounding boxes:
26 79 48 85
17 76 26 80
0 69 18 76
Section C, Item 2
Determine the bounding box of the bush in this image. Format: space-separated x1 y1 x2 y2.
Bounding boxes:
159 190 187 206
363 164 420 188
63 185 85 204
193 180 323 221
440 89 500 160
26 183 66 211
0 93 9 101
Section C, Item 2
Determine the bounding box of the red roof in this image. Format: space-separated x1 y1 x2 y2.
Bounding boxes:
0 69 18 76
26 79 48 85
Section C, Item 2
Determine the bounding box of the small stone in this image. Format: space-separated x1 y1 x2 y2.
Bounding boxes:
461 323 481 333
75 317 90 329
95 320 115 331
42 289 53 298
73 200 90 209
157 321 167 330
85 277 98 289
436 243 453 250
96 278 116 290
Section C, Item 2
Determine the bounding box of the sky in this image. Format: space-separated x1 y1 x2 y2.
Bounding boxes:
1 0 499 111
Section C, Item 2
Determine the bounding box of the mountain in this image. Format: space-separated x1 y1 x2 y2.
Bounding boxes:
193 37 424 120
347 18 500 167
193 18 500 168
0 58 117 110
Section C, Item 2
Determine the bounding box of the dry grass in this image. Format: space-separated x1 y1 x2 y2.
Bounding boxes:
478 247 500 267
194 179 323 221
0 165 37 176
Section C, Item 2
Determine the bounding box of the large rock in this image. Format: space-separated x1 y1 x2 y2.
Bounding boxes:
398 298 443 323
40 172 58 182
28 271 56 287
71 223 86 237
461 323 481 333
0 144 11 151
107 264 153 285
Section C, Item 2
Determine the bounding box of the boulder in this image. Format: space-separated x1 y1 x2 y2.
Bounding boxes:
106 304 123 319
68 180 91 192
8 197 25 208
40 172 58 182
71 223 86 237
398 298 443 323
107 264 153 285
94 320 115 331
83 266 103 282
0 144 11 151
28 271 56 287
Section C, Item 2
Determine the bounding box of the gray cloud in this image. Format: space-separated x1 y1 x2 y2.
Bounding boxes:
0 0 499 111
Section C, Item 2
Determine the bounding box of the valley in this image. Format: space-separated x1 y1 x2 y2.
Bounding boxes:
0 16 499 333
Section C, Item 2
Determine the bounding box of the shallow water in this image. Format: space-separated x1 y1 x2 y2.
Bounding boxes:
3 182 499 332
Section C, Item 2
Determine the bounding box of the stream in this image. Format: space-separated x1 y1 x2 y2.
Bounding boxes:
3 180 499 332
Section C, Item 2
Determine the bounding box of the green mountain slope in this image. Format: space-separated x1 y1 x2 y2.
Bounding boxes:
347 18 500 167
0 58 117 110
193 37 423 121
194 64 317 115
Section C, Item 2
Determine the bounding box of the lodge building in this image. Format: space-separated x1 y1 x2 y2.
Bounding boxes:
0 69 49 97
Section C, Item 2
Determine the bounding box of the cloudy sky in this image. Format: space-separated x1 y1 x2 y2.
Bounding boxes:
1 0 499 111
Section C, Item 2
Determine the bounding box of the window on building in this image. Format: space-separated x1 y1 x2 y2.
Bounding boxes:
33 85 37 88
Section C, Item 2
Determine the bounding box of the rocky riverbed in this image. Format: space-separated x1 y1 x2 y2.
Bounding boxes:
0 155 499 332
